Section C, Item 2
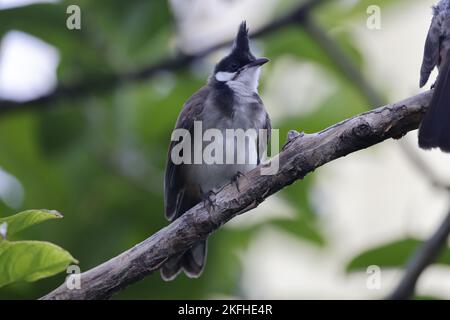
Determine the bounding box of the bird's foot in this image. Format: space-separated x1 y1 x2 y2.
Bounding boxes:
282 130 305 150
201 189 221 229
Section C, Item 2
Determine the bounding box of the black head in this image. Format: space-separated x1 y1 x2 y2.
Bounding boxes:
214 21 259 74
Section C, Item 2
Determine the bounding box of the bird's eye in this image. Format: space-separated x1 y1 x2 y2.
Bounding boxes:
230 63 239 71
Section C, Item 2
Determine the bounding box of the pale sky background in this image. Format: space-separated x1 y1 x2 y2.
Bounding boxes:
0 0 449 299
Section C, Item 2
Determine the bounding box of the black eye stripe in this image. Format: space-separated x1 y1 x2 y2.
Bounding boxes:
230 63 239 70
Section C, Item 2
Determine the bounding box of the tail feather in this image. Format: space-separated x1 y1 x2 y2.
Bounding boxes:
162 187 208 281
160 254 183 281
419 59 450 152
182 241 207 278
160 240 207 281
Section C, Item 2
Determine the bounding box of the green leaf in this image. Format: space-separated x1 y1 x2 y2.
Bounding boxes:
0 240 77 287
346 238 450 272
269 176 326 246
272 218 325 246
0 210 62 238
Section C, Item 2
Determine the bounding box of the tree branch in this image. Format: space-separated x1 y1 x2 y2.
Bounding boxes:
388 206 450 300
40 90 431 300
299 15 450 300
300 16 385 107
0 0 328 115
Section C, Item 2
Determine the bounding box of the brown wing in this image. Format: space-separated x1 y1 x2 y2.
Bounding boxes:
420 15 441 87
164 86 209 221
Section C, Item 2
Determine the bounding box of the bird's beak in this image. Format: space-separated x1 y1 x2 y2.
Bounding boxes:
244 58 270 69
233 58 269 80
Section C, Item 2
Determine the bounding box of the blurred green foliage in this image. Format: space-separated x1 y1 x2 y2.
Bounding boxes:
0 210 76 288
347 238 450 272
1 0 446 300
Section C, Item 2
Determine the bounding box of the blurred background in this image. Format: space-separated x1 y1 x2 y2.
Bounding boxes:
1 0 450 299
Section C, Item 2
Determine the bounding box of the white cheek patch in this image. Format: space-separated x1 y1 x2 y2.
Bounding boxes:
215 71 236 82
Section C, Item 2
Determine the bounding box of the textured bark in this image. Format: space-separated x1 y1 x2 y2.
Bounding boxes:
41 90 432 300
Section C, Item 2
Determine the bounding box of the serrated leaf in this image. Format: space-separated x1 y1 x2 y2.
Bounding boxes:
346 238 450 272
0 210 62 238
0 240 77 287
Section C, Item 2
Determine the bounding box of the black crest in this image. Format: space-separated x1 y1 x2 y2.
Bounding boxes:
232 21 250 53
214 21 256 74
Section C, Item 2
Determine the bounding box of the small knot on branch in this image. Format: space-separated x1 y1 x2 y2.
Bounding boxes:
282 130 305 151
352 122 371 138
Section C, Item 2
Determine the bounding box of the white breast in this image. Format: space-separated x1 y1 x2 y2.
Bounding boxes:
185 75 266 192
188 128 259 192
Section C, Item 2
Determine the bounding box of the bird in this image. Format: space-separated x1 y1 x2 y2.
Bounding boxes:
418 0 450 152
161 21 271 281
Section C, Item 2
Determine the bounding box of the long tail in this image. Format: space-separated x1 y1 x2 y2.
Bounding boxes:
160 240 207 281
419 59 450 152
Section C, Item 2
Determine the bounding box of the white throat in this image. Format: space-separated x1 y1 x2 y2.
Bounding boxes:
215 67 261 95
228 67 261 95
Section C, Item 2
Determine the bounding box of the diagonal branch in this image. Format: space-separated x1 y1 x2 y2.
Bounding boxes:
387 206 450 300
300 16 450 299
0 0 329 114
300 16 385 107
41 90 432 300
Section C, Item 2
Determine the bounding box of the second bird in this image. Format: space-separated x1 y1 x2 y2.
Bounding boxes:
419 0 450 152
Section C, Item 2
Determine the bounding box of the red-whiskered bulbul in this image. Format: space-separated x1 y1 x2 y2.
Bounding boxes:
419 0 450 151
161 22 271 280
